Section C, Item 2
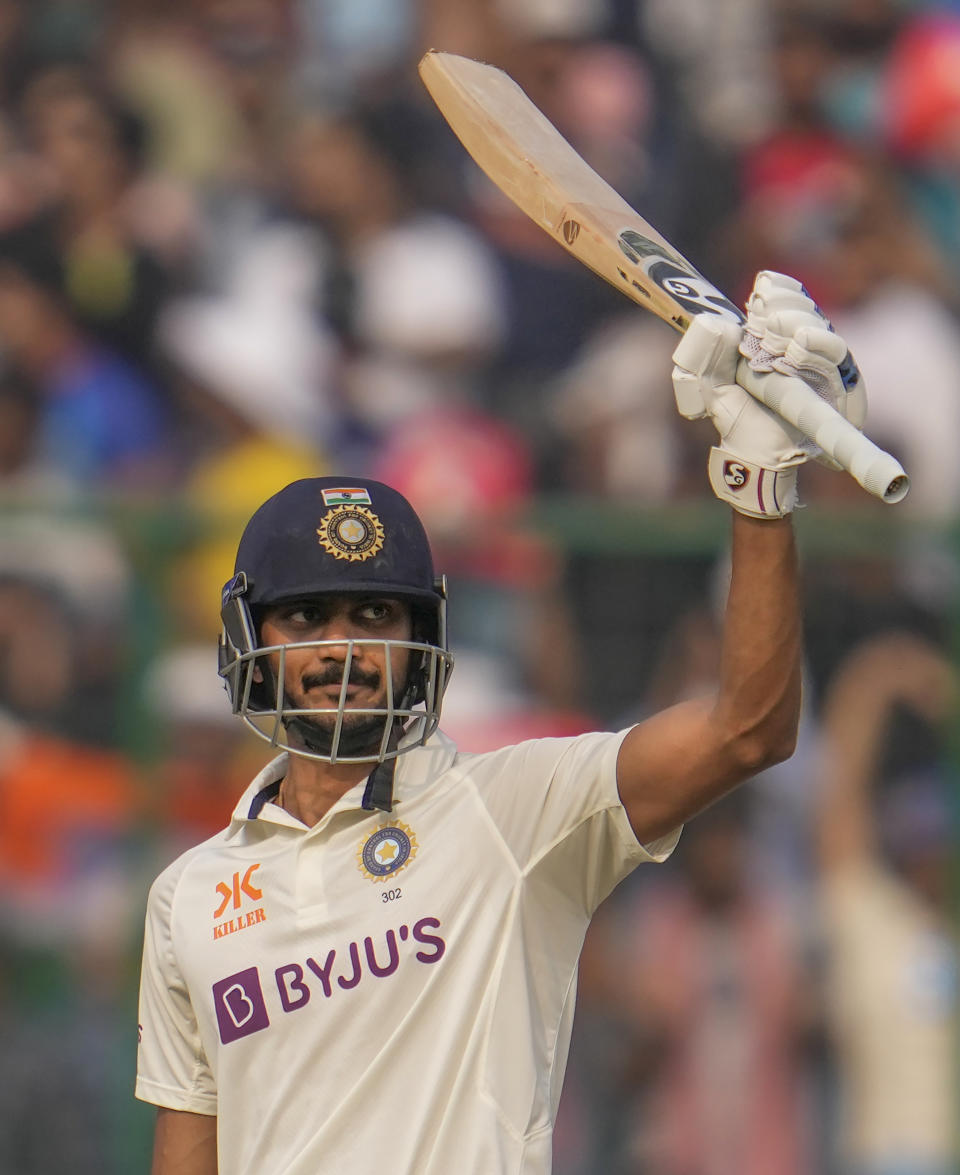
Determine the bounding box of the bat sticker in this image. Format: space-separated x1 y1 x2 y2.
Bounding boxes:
617 230 743 323
838 349 861 390
562 219 580 245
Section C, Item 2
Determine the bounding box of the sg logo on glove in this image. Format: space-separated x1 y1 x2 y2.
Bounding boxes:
723 460 750 490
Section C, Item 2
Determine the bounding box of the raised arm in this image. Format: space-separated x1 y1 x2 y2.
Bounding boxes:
617 271 862 842
617 512 800 841
151 1108 218 1175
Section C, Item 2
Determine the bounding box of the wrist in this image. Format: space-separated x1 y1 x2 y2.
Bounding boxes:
708 447 798 518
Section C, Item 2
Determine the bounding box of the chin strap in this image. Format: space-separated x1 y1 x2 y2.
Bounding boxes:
361 758 397 812
361 721 404 812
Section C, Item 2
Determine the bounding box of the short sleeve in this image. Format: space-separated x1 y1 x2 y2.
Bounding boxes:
468 729 680 913
135 866 218 1115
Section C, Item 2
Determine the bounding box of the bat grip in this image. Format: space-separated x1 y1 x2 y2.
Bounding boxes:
738 366 909 504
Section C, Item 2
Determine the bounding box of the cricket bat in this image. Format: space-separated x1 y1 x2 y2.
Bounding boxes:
418 49 909 505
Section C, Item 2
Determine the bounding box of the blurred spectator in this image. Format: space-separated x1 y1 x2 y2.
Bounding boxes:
14 66 196 364
614 794 819 1175
159 223 339 454
140 644 265 857
800 540 950 721
0 507 131 743
550 315 683 500
0 710 142 954
879 8 960 282
817 631 959 1175
0 368 58 494
0 958 119 1173
109 0 296 192
641 0 779 149
0 707 145 1175
296 0 418 87
158 228 335 640
275 99 507 437
0 221 171 487
0 566 147 1169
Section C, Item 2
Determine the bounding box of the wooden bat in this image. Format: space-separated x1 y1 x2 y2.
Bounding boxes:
418 49 909 505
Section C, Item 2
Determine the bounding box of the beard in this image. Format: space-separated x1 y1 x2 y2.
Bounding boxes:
284 663 406 758
285 708 395 758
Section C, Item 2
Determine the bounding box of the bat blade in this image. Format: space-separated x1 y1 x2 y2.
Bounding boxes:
418 49 908 504
418 49 742 332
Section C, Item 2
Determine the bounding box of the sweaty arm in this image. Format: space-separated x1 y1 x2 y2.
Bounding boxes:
152 1108 218 1175
617 511 800 842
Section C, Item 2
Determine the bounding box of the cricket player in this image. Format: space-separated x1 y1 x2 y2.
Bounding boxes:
136 272 863 1173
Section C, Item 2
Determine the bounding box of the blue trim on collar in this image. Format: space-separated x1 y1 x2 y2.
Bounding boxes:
248 779 282 819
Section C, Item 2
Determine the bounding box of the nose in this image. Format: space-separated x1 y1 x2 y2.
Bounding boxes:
313 611 361 660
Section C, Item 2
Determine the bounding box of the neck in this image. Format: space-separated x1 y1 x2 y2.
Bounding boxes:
276 752 371 828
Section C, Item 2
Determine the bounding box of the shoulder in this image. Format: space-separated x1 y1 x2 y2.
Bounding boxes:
454 729 628 778
407 727 624 779
146 827 233 918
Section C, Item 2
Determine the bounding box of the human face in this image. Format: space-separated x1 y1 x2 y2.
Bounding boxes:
258 594 413 757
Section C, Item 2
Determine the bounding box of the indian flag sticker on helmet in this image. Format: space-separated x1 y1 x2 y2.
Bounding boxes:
357 822 418 881
316 505 385 562
321 486 373 506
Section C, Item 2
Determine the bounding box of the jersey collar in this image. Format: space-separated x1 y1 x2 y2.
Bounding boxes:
230 730 460 826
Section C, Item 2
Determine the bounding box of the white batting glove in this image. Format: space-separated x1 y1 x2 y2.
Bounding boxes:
673 314 806 517
740 271 867 472
672 271 867 518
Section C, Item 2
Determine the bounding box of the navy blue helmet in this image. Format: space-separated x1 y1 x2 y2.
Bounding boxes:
218 477 452 763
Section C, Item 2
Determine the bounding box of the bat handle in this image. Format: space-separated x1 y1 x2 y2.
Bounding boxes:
737 365 909 504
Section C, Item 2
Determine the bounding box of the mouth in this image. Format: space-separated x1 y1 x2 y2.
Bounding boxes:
303 674 380 707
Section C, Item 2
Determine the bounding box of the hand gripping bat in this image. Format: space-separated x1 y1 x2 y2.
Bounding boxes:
418 49 909 505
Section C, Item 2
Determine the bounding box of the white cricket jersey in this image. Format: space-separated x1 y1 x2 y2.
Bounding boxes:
136 729 678 1174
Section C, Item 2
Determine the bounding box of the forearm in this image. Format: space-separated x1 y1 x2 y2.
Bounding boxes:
712 511 802 771
152 1108 218 1175
616 511 802 839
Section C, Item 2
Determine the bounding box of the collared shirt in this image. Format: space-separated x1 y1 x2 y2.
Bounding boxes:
136 728 678 1174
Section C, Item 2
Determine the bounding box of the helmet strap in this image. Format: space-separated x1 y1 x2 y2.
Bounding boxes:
361 722 403 812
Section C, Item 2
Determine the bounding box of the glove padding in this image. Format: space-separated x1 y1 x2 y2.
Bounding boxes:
741 271 867 472
672 271 868 517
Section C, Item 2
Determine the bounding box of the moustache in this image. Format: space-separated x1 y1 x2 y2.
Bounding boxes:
301 666 381 692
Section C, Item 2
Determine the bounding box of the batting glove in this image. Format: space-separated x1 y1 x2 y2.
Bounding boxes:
740 271 867 472
671 271 867 518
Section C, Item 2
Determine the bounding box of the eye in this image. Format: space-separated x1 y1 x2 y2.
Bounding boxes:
358 601 393 623
283 604 325 628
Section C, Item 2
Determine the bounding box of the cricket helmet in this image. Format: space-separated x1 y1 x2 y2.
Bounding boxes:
218 476 453 763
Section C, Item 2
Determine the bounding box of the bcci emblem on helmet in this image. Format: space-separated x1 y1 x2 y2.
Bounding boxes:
317 505 385 562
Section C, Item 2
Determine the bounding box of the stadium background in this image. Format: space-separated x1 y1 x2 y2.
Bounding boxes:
0 0 957 1171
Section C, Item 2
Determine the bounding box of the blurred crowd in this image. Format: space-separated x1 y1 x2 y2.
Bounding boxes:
0 0 957 1172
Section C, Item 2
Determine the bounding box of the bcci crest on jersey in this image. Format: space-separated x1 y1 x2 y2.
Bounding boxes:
357 822 418 881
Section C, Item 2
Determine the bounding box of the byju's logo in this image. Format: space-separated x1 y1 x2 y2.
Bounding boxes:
213 967 270 1044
